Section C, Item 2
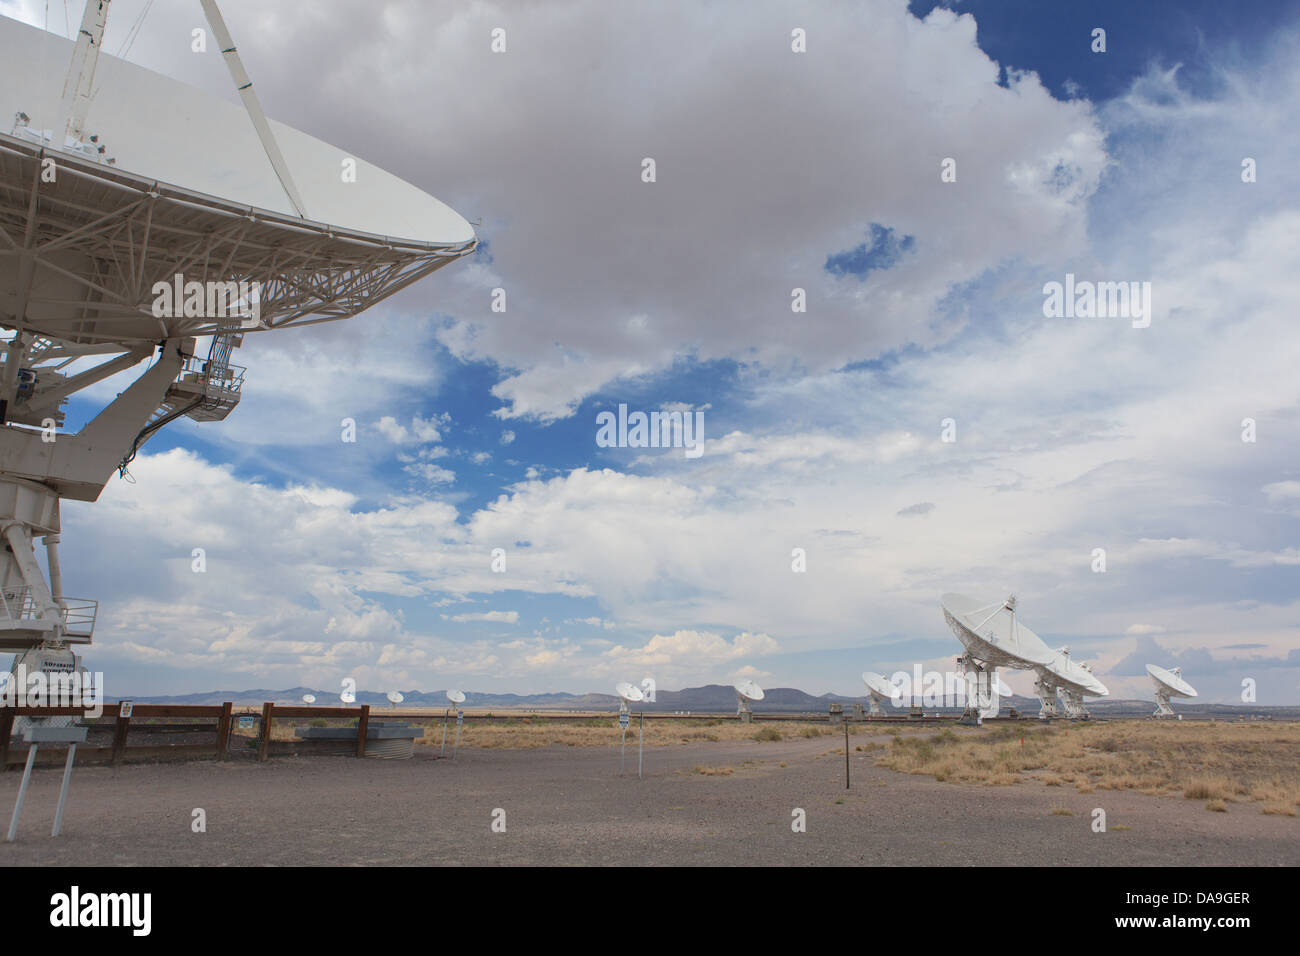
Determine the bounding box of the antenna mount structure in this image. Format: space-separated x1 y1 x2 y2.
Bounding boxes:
942 593 1107 721
1146 664 1196 718
733 679 764 723
0 3 476 682
862 671 901 718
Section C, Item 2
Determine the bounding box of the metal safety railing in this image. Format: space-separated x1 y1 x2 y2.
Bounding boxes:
0 587 97 635
167 352 246 422
176 353 246 398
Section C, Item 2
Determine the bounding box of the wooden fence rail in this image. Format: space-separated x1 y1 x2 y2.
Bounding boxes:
0 701 386 768
2 702 917 769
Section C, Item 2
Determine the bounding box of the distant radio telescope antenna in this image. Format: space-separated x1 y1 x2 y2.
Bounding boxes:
615 682 644 777
301 694 316 705
1034 646 1108 720
386 690 404 707
1146 664 1196 718
943 593 1059 721
0 4 476 687
733 679 764 723
861 671 901 718
443 689 466 757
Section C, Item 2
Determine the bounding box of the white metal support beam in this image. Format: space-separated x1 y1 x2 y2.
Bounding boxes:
57 0 113 145
199 0 311 220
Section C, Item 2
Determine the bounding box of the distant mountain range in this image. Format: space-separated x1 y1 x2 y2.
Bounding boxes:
119 683 1300 718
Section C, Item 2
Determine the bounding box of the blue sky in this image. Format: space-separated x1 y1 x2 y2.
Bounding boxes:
912 0 1284 99
4 0 1299 705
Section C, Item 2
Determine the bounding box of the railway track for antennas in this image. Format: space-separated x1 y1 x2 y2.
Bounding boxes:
253 710 1027 724
324 711 1237 723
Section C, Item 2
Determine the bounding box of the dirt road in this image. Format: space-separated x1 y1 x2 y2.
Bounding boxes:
1 733 1294 865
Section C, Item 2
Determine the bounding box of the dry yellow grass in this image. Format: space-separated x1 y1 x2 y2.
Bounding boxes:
693 764 734 776
231 713 877 751
402 716 854 749
1183 775 1236 801
874 721 1300 814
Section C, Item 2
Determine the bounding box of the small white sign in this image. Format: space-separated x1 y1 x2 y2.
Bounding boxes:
456 710 464 726
238 715 254 730
119 700 133 719
619 712 629 730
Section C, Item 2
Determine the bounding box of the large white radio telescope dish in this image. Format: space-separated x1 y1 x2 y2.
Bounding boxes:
732 679 763 719
941 593 1055 669
861 671 900 700
861 670 900 717
615 682 644 704
942 593 1108 720
1040 648 1108 698
1147 664 1196 717
0 5 476 663
1034 646 1108 719
0 15 475 346
1146 664 1196 698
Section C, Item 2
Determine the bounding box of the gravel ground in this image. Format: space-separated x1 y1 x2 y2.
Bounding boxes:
1 733 1295 866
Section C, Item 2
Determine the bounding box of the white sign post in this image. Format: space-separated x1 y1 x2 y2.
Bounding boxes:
7 725 88 841
618 708 630 775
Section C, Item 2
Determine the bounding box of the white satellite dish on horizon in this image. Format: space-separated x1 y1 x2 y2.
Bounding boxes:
733 679 764 720
0 3 476 678
441 689 466 757
861 671 901 717
942 593 1058 720
1146 664 1196 717
301 694 316 705
615 682 644 707
614 681 645 778
386 690 404 706
1034 647 1108 720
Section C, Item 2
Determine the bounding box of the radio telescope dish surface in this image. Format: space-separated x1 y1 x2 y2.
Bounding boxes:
1147 664 1196 718
615 682 644 703
1039 649 1108 697
941 593 1055 670
0 16 473 244
861 670 900 717
1034 647 1108 719
1146 664 1196 699
386 690 404 704
301 694 316 704
0 5 477 661
733 679 765 702
447 689 466 705
861 671 901 700
0 15 476 346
